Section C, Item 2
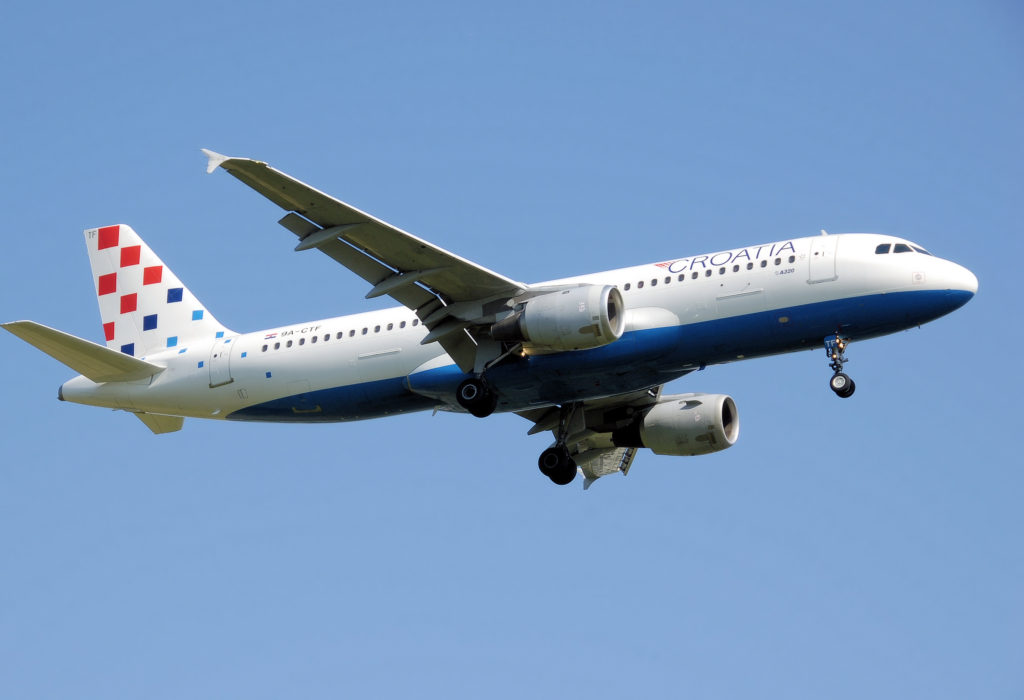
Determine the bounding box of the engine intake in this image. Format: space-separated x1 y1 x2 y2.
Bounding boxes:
612 393 739 456
491 285 625 352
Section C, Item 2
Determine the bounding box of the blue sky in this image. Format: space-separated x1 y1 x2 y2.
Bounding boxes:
1 1 1021 697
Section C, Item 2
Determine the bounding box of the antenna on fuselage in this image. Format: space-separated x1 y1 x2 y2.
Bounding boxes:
820 229 829 236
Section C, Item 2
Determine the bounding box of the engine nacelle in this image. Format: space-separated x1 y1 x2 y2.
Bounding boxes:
491 285 625 352
612 393 739 456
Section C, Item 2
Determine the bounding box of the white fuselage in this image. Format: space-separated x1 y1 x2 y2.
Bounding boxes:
59 233 977 421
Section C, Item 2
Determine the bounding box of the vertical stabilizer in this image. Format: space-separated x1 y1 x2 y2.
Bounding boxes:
85 225 231 357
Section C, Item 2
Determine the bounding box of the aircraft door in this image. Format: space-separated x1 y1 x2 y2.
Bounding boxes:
808 236 839 283
208 336 236 388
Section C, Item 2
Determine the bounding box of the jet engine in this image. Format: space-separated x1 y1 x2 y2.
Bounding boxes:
491 285 625 352
612 393 739 456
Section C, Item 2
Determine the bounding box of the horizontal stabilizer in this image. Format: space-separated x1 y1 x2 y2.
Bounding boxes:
133 412 184 434
2 320 164 383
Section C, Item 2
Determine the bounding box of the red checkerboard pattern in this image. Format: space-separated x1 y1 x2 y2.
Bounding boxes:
88 224 226 357
120 245 141 267
97 273 117 296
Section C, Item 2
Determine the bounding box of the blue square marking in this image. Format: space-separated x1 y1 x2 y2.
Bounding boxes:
178 348 187 354
216 331 224 339
198 361 204 368
167 287 183 303
192 309 204 321
120 343 135 356
167 336 178 348
143 314 158 331
241 351 247 358
265 371 272 378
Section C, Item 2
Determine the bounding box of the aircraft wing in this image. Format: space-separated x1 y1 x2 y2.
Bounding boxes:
203 150 529 371
517 386 664 488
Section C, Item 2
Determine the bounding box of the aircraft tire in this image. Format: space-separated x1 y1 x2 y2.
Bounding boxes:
539 446 577 485
549 459 577 486
456 378 497 417
829 372 852 396
538 446 564 476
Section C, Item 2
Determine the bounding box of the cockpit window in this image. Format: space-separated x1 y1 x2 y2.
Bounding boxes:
875 243 891 254
893 243 912 253
911 246 931 256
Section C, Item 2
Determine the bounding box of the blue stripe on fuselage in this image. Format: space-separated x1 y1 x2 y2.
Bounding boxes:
226 289 972 422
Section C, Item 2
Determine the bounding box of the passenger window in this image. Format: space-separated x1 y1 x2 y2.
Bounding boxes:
774 258 781 265
746 262 753 270
691 272 699 280
412 319 419 326
718 267 725 275
274 342 280 350
361 328 368 335
705 269 713 277
400 321 406 329
624 283 631 291
311 336 317 344
732 264 739 272
286 340 293 348
299 338 306 346
638 281 644 288
323 334 330 342
760 260 768 268
788 255 796 263
875 243 891 254
894 243 912 253
665 276 671 284
650 279 657 287
261 344 268 352
678 274 685 282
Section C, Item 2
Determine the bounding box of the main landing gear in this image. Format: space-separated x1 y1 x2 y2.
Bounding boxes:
825 333 856 398
537 404 580 486
539 445 577 486
455 377 498 418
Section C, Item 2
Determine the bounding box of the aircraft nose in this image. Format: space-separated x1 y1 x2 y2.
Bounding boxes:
949 262 978 297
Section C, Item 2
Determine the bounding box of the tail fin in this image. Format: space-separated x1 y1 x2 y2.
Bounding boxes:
85 225 231 357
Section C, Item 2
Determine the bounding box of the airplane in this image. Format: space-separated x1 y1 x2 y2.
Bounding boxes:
3 150 978 487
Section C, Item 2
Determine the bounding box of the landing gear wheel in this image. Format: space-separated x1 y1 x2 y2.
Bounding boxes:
829 372 856 398
824 333 856 398
456 378 498 418
538 446 577 485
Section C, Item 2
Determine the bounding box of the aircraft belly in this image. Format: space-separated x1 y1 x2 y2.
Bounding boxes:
225 289 964 423
226 376 436 422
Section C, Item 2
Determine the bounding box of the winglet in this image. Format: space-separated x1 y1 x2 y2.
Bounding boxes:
201 148 231 174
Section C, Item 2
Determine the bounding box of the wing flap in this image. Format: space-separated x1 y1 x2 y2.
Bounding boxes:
2 321 164 383
576 447 638 489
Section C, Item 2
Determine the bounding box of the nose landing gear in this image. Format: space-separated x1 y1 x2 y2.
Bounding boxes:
825 333 856 398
